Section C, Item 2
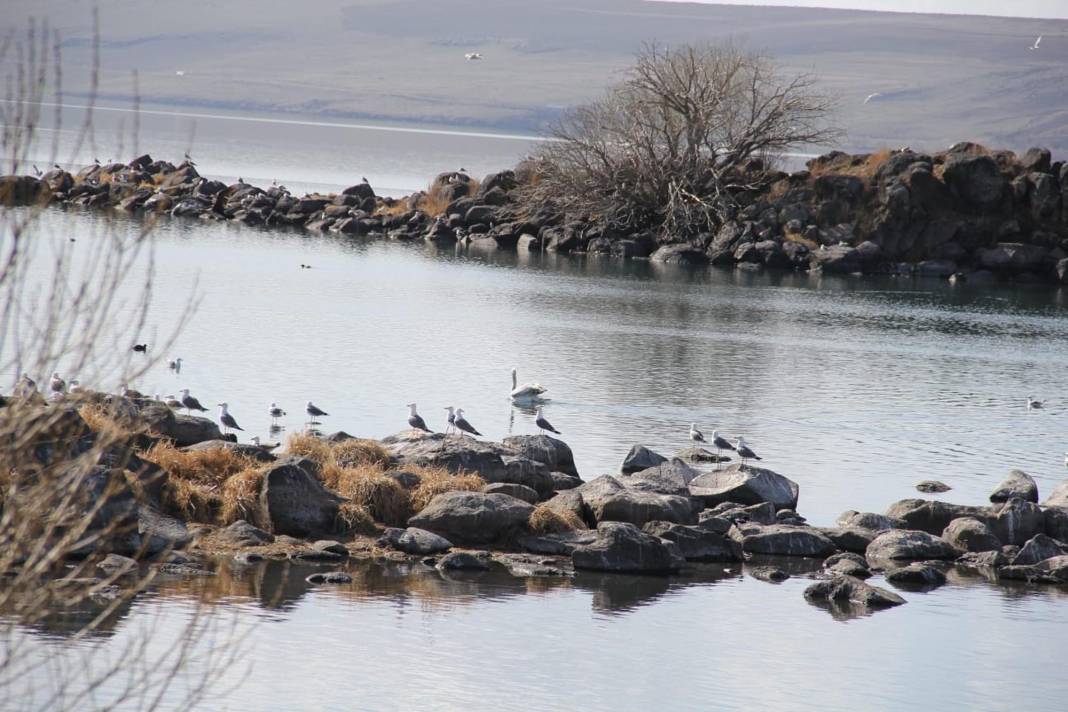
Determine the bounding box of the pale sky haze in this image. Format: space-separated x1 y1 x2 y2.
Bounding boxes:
653 0 1068 19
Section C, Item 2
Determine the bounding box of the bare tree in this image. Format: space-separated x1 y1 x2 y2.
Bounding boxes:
520 43 840 238
0 20 242 712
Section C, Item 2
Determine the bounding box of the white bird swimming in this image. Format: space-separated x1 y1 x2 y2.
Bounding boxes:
407 402 432 433
510 367 547 402
269 402 286 423
1030 36 1042 50
1027 395 1044 409
217 402 243 432
464 52 483 60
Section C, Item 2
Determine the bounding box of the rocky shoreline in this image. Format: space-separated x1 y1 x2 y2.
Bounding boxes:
3 142 1068 285
6 391 1068 619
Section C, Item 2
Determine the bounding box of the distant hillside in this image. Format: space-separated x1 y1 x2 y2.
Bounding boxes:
5 0 1067 153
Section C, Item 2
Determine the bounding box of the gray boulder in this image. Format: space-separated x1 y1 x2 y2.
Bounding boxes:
990 470 1039 503
436 551 491 572
574 475 627 518
642 521 740 562
884 499 989 535
916 480 951 493
675 447 730 464
729 523 837 557
550 472 583 490
541 490 586 527
1042 479 1068 508
380 527 453 555
216 520 274 547
997 555 1068 584
956 550 1010 569
619 458 700 495
620 445 668 474
408 491 534 545
836 511 902 531
517 530 598 556
1044 507 1068 542
885 563 947 588
942 517 1001 552
650 244 708 265
804 575 906 609
163 414 223 447
501 435 579 477
991 497 1043 546
482 482 539 504
259 462 343 537
689 464 799 510
593 490 696 527
819 527 880 554
1010 533 1068 566
865 530 961 562
942 153 1005 208
138 506 192 554
571 521 684 574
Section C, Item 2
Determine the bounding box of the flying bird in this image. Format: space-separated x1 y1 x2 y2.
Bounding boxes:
535 406 560 435
863 93 883 105
453 408 482 437
407 403 432 433
1030 36 1042 50
180 388 207 413
217 402 243 432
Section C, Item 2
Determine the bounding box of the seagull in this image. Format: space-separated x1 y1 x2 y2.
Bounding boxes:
711 430 736 462
180 388 207 413
361 176 369 183
510 367 547 402
49 372 66 393
120 384 144 399
444 406 457 436
464 52 482 60
68 379 81 393
132 343 148 352
217 402 244 432
164 394 182 408
735 437 761 465
1030 36 1042 50
168 357 183 372
269 402 286 423
863 93 882 104
1027 395 1044 409
407 403 432 432
250 436 279 451
32 164 41 177
535 406 560 435
453 408 482 437
306 401 328 423
175 70 185 76
689 423 706 445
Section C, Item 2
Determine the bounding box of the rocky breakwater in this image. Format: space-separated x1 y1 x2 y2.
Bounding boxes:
5 142 1068 285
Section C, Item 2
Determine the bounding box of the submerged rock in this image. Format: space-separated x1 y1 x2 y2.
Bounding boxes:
866 530 961 562
884 563 947 588
436 551 491 572
916 480 952 493
305 571 352 585
729 523 837 557
804 575 906 610
749 566 790 583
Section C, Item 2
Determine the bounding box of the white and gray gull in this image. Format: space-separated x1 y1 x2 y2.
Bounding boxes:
407 403 432 433
735 437 761 464
306 401 329 422
269 402 286 423
217 402 244 432
180 388 208 413
1027 395 1044 409
535 406 560 434
453 408 482 437
711 430 736 459
689 423 706 444
444 406 457 435
50 372 66 393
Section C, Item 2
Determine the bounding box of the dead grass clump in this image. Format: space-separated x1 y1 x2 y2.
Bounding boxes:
331 439 390 469
809 148 893 179
219 467 266 525
78 404 139 442
285 433 332 465
160 478 222 524
333 464 411 526
408 465 485 513
335 501 376 535
528 504 585 535
142 441 256 488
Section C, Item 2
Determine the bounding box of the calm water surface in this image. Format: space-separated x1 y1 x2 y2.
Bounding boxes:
5 106 1068 710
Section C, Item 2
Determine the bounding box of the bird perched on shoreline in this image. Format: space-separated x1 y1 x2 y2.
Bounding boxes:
164 394 182 409
1027 395 1043 409
689 423 706 445
444 406 457 435
306 401 328 423
453 408 481 437
711 430 736 462
250 436 279 451
535 406 560 435
121 384 145 399
510 367 547 402
269 402 286 424
180 388 207 413
407 403 432 433
735 437 761 465
50 372 66 393
217 402 243 432
68 379 81 393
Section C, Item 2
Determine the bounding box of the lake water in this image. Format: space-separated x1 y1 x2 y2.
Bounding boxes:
5 106 1068 711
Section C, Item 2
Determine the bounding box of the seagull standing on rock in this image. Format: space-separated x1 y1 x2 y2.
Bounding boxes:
735 437 761 465
407 403 432 433
711 430 736 464
217 402 243 433
250 436 279 451
453 408 482 437
535 407 560 435
689 423 706 445
444 406 457 436
180 388 207 413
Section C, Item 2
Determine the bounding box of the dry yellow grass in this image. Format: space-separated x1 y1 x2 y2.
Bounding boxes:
78 404 140 442
335 501 376 535
141 441 257 488
333 464 411 526
219 467 266 525
407 465 485 513
285 433 332 465
809 148 893 179
528 504 585 535
331 439 390 468
160 478 222 523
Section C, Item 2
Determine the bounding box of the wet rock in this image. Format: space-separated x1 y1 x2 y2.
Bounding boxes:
550 472 583 490
716 501 778 526
216 520 274 547
620 458 700 495
541 489 586 526
991 497 1043 546
642 520 740 562
482 482 539 504
260 462 343 537
804 575 906 610
436 551 491 572
884 563 947 588
689 464 800 511
865 530 961 562
517 530 598 556
824 552 871 578
775 509 806 525
836 511 902 531
675 447 730 463
493 553 571 577
98 553 138 575
571 521 684 574
312 540 349 557
501 434 579 477
750 566 790 583
408 491 534 545
956 550 1009 569
1010 533 1068 566
819 527 880 554
990 470 1039 503
942 517 1001 552
182 440 276 463
884 499 989 536
1044 507 1068 542
696 511 733 535
379 527 454 555
305 571 352 585
1041 479 1068 508
729 523 837 557
620 445 668 474
650 244 708 265
290 548 344 562
916 480 951 493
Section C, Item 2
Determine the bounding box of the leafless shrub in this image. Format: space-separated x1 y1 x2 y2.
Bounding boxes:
519 42 840 238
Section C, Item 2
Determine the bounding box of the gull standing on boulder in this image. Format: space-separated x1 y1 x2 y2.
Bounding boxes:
443 406 457 436
711 430 736 464
735 437 761 465
510 367 547 402
453 408 482 438
407 403 432 433
217 402 244 433
180 388 208 414
689 423 706 445
535 406 560 435
250 436 279 451
306 401 328 424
